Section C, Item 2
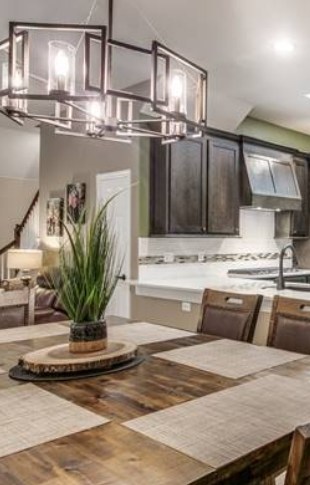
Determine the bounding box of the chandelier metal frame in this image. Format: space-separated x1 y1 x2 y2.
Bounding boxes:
0 0 208 142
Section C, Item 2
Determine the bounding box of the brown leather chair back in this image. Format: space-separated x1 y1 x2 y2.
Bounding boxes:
197 289 263 342
35 287 57 309
268 296 310 354
283 423 310 484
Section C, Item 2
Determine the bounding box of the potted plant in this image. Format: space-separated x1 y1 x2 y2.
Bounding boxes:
55 198 122 354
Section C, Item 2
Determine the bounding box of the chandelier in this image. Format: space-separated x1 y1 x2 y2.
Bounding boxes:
0 0 208 143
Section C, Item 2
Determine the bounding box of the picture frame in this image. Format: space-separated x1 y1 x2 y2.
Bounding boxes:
66 183 86 223
46 198 64 236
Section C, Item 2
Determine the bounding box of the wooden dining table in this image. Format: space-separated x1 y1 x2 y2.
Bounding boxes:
1 317 310 485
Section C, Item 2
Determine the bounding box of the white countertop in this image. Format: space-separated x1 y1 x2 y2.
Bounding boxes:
133 263 310 312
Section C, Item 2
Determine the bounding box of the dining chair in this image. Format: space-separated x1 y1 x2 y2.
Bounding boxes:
267 296 310 354
274 423 310 485
197 289 263 342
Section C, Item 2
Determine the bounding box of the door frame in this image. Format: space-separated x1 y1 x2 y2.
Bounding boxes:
96 169 132 318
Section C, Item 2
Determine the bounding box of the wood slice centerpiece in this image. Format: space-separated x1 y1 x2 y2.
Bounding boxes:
15 195 139 379
19 340 138 375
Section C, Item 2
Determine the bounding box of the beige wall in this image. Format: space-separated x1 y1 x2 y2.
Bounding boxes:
39 127 140 279
0 123 39 250
132 293 270 345
0 177 38 249
0 124 39 179
132 293 200 331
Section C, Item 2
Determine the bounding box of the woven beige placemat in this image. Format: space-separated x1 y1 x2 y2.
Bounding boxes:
108 322 194 345
0 322 192 346
0 383 109 458
0 323 69 344
154 339 305 379
125 375 310 467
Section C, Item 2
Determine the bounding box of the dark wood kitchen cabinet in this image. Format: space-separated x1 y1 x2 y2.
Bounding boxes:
150 138 206 234
207 137 240 235
169 140 206 233
150 136 240 235
291 156 309 237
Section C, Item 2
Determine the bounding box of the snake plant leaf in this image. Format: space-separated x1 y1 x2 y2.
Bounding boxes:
54 195 122 323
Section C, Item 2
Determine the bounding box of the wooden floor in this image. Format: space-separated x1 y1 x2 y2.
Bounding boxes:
0 321 310 484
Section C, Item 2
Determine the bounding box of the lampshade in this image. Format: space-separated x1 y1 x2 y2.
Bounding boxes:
7 249 43 270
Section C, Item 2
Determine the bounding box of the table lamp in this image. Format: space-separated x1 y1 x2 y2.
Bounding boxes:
7 249 43 286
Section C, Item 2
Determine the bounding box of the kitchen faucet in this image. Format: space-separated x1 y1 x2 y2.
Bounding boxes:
276 244 299 290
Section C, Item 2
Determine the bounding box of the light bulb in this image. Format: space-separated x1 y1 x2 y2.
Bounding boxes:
5 66 27 112
54 50 69 77
13 70 23 89
89 101 101 119
1 63 8 90
87 100 104 135
171 74 184 98
49 41 75 94
169 69 187 120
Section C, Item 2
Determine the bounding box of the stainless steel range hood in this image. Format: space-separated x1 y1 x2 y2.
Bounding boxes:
242 147 302 211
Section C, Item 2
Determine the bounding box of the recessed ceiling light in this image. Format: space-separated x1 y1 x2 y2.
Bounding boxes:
273 39 294 55
305 93 310 100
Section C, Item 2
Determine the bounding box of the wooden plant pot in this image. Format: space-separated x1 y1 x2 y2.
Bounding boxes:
69 320 107 354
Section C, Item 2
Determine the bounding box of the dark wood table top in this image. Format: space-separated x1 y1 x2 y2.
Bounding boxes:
0 319 310 485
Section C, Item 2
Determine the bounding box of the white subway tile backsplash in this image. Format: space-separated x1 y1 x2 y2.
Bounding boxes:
240 209 274 240
139 209 290 262
139 258 291 282
163 253 175 263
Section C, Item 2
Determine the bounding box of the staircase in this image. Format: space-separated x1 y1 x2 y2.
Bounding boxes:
0 191 39 280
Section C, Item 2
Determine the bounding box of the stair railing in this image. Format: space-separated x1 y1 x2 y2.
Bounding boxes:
0 190 39 280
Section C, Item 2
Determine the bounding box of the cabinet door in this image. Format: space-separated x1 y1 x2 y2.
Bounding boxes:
207 138 240 235
169 140 206 234
150 140 169 234
292 157 309 237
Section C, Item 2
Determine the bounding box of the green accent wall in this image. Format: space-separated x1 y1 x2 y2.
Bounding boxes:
236 117 310 152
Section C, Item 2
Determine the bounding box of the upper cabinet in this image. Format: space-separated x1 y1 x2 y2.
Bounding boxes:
149 132 310 238
150 136 240 236
169 140 206 234
150 138 206 234
292 157 309 237
207 138 240 235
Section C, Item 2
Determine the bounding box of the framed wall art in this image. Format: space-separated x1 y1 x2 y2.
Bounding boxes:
66 183 86 223
46 198 64 236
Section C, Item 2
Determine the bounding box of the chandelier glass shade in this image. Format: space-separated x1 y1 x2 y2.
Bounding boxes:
0 2 208 143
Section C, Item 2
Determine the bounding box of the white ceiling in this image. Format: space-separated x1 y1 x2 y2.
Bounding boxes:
2 0 310 133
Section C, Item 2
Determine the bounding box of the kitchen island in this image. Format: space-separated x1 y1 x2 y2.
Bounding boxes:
132 261 310 345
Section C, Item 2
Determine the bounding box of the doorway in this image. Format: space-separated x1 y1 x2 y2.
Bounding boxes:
96 170 131 319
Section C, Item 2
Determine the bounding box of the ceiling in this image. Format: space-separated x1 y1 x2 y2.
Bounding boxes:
2 0 310 134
